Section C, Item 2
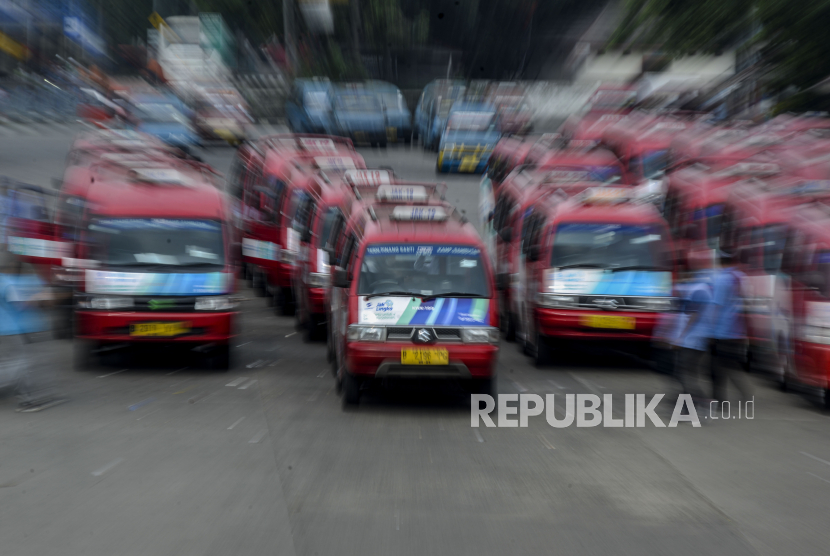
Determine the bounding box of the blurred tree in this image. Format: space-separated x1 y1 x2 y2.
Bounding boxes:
611 0 830 93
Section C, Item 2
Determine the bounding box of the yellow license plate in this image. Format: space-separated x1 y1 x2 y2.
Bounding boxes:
460 156 479 172
130 322 191 337
401 348 449 365
580 315 636 330
386 127 397 141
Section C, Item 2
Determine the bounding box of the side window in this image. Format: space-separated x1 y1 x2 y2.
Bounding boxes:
341 235 357 272
528 217 545 253
293 198 316 239
520 208 535 254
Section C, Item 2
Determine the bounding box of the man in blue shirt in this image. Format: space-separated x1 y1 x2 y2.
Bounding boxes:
709 250 752 401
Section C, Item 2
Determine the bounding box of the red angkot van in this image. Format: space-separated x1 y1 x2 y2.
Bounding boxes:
232 135 365 314
330 194 498 406
514 187 674 366
70 158 239 369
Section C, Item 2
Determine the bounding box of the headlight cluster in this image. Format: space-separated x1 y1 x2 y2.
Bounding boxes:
804 325 830 345
635 297 675 312
195 296 240 311
460 327 500 344
537 294 578 308
80 297 134 310
347 325 386 342
308 272 330 288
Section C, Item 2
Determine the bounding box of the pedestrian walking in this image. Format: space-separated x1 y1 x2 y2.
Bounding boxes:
709 250 753 402
675 250 715 407
0 249 64 412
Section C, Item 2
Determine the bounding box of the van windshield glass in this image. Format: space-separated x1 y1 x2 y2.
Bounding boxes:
88 218 224 268
447 111 496 131
358 244 489 297
551 223 670 270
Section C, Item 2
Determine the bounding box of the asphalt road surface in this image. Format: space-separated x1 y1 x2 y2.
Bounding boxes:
1 127 830 556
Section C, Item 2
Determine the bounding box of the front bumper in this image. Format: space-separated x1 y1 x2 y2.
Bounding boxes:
76 310 236 343
307 287 328 315
346 342 498 379
536 308 660 341
438 151 490 173
795 341 830 388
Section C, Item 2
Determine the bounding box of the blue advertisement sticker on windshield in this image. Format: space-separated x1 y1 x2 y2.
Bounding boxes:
86 271 232 295
91 219 221 231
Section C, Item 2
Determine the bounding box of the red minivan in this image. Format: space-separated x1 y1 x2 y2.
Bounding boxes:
330 197 498 406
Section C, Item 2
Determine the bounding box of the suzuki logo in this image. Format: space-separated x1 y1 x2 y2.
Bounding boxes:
593 297 620 310
148 299 174 311
414 328 435 344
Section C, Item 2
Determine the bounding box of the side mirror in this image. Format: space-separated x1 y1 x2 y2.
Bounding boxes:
496 272 509 291
333 267 351 289
528 245 540 262
498 227 512 243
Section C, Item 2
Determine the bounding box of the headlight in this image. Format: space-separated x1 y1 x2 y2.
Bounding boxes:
347 325 385 342
636 297 674 312
461 327 500 344
537 293 578 308
195 296 239 311
308 272 330 288
89 297 134 310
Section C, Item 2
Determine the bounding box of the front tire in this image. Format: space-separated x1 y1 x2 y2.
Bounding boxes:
534 332 551 368
208 345 231 371
342 371 361 408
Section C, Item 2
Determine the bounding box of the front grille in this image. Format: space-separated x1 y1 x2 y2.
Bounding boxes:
108 326 207 336
132 297 197 312
385 326 462 342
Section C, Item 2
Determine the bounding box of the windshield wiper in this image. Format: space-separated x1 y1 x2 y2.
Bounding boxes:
556 263 609 270
610 265 671 272
175 262 224 268
422 292 486 302
364 291 425 300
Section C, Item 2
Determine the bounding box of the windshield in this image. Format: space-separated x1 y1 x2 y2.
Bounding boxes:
551 223 670 269
335 94 380 112
693 204 724 249
379 92 405 111
544 165 624 183
135 103 188 124
631 149 669 179
358 244 489 297
88 218 225 268
304 91 330 110
447 111 496 131
436 99 455 118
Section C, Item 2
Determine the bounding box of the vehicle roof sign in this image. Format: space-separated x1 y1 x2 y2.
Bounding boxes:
545 170 591 182
113 139 150 148
345 169 393 186
579 187 631 205
301 138 337 152
390 205 448 221
100 153 157 162
376 185 429 203
314 156 356 171
715 162 780 177
132 168 187 184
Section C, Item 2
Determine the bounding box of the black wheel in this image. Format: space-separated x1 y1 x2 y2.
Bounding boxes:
252 269 266 297
504 312 516 343
534 332 551 368
74 340 98 371
342 371 361 408
280 287 295 316
379 141 387 149
208 345 231 371
469 376 496 397
54 304 74 340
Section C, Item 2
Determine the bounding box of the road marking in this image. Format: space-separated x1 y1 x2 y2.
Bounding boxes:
188 391 211 404
249 430 268 443
285 332 296 338
246 360 264 369
236 341 252 348
226 377 247 387
98 369 128 378
473 429 484 443
428 447 432 464
569 373 603 396
538 435 556 450
308 390 321 402
317 370 327 378
512 380 527 393
548 380 566 389
801 451 830 467
128 398 155 411
239 379 257 390
395 510 400 531
269 359 282 367
170 377 192 388
166 367 187 375
136 409 160 421
227 417 245 430
418 426 422 440
267 346 279 352
173 386 194 395
91 458 124 477
807 472 830 486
